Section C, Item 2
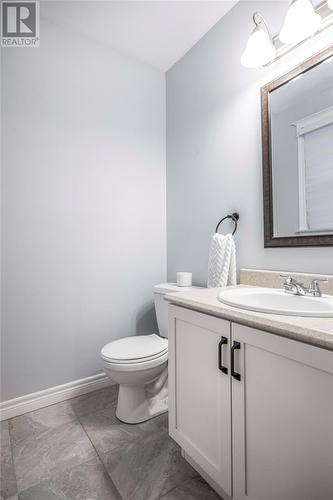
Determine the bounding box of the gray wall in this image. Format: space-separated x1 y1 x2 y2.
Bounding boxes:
1 3 166 401
166 0 333 286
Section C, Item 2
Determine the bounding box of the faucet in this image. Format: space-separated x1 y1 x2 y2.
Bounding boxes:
279 275 328 297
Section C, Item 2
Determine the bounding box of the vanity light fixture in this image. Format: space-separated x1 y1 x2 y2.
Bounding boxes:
240 12 276 68
241 0 333 68
279 0 322 44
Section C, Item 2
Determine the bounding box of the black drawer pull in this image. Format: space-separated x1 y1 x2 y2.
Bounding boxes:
218 336 228 374
231 341 241 381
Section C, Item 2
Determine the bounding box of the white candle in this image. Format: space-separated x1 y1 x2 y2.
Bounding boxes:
177 272 192 287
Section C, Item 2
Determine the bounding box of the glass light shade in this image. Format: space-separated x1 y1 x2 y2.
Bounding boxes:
279 0 322 45
241 26 276 68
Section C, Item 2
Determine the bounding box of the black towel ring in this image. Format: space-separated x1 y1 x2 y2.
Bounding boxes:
215 212 239 235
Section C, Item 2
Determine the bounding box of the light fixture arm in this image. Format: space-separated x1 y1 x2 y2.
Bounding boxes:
252 12 272 39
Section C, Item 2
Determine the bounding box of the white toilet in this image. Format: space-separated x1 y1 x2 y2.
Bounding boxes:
101 283 196 424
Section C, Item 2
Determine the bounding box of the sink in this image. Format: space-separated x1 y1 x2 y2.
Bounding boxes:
217 287 333 317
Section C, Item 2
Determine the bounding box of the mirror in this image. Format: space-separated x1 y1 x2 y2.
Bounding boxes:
261 46 333 247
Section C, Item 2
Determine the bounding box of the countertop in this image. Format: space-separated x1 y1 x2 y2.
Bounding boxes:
165 285 333 351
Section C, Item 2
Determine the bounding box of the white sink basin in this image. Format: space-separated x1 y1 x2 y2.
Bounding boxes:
218 287 333 317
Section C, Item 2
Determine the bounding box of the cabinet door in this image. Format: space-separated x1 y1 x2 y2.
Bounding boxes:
232 323 333 500
168 305 232 496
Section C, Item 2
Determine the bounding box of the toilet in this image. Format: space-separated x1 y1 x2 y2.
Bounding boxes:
101 283 197 424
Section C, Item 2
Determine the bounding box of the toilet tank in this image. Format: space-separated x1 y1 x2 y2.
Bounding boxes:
153 283 201 338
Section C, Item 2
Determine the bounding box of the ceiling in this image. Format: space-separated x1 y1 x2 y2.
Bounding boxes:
43 1 238 71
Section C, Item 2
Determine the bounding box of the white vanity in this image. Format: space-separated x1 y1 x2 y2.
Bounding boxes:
166 270 333 500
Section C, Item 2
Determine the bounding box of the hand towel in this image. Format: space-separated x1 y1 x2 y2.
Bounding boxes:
207 233 236 288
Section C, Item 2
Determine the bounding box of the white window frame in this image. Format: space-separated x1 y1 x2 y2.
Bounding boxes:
293 106 333 233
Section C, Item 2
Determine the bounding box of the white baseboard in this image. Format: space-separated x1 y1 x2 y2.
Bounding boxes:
0 373 114 421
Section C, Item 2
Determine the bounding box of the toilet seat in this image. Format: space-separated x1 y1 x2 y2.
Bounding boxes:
102 350 168 372
101 334 168 364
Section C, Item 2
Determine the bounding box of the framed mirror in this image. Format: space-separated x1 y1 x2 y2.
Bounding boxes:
261 45 333 247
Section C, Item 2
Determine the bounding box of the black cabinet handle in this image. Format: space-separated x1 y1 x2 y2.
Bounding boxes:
218 336 228 374
231 341 241 381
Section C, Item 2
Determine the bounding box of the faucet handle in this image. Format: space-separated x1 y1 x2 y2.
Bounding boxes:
279 274 302 285
279 274 292 281
308 279 328 297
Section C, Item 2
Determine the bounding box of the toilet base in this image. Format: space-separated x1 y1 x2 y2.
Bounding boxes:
116 367 168 424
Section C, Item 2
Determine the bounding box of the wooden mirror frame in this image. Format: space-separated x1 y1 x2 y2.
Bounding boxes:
261 45 333 247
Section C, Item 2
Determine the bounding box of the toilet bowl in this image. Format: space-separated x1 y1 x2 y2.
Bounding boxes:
102 334 168 423
101 283 198 424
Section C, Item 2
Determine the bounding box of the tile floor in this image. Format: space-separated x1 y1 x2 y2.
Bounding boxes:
0 385 221 500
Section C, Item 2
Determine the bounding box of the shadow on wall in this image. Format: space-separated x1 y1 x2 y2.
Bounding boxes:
136 302 158 335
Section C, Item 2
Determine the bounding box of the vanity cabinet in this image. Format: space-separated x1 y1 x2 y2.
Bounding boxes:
168 305 232 496
168 304 333 500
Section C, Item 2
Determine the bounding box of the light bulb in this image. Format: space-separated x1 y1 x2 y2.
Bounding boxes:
279 0 322 45
241 14 276 68
328 0 333 11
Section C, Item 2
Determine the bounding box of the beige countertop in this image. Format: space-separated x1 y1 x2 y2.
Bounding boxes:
165 285 333 351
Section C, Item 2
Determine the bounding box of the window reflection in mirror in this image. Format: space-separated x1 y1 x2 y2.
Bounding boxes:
270 56 333 238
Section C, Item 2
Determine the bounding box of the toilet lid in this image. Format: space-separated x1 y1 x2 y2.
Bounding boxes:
101 334 168 362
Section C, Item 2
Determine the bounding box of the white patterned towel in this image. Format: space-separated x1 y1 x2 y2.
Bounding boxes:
207 233 236 288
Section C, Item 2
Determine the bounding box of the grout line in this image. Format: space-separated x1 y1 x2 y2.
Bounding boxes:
6 421 19 499
9 416 97 496
155 476 206 500
8 386 199 500
69 385 119 422
155 483 179 499
67 385 123 498
72 392 182 500
76 407 124 500
7 389 117 497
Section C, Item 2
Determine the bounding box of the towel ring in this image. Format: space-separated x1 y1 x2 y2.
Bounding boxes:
215 212 239 235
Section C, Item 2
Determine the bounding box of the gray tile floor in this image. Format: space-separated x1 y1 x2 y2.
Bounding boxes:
1 386 221 500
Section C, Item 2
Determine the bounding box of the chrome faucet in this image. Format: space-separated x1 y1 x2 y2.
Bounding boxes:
280 275 328 297
280 275 307 296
